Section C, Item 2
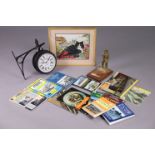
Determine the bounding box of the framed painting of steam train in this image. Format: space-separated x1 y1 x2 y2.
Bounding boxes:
48 27 96 66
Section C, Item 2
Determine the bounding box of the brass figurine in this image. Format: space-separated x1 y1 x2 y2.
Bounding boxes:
102 48 109 69
87 48 113 82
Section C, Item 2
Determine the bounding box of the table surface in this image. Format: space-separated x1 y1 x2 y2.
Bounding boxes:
0 26 155 129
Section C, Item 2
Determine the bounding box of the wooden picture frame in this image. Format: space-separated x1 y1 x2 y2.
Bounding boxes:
48 27 96 66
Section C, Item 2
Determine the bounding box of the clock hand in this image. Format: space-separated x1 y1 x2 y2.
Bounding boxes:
46 57 51 63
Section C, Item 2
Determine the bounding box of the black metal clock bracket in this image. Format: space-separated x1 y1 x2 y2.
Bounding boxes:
12 39 56 80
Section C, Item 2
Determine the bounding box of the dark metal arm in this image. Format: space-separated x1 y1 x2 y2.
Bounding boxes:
12 39 45 80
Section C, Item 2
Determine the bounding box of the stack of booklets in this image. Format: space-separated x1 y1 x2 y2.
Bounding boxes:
10 71 151 125
10 72 76 110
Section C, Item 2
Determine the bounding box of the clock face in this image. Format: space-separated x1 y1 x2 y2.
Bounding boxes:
38 53 56 73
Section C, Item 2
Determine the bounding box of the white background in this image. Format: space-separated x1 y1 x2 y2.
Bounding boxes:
0 0 155 155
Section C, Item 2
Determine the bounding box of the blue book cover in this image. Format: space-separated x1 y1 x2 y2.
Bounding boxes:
102 102 135 125
44 84 63 98
47 72 65 83
47 72 76 88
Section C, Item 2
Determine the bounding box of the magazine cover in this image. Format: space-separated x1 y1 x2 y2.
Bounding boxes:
82 97 116 118
49 87 90 114
73 76 100 92
10 89 46 110
57 87 90 110
102 102 135 125
121 86 151 104
99 72 139 98
28 78 63 98
47 72 76 88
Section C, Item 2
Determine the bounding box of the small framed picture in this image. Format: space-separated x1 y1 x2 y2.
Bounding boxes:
48 27 96 66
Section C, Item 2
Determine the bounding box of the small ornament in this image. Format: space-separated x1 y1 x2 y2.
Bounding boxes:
87 48 113 82
102 48 109 69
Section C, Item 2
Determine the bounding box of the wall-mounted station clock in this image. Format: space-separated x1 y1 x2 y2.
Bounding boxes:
33 50 57 74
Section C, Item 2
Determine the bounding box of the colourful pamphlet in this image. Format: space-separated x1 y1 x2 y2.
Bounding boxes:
28 78 63 98
10 88 46 110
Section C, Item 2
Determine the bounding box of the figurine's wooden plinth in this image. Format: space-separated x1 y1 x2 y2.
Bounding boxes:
87 67 113 82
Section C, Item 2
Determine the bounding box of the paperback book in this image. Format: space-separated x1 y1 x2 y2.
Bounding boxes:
82 97 116 118
99 72 139 98
102 102 135 125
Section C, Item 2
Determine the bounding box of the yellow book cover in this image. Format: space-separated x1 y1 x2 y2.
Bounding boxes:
27 78 63 98
121 86 151 104
82 97 116 118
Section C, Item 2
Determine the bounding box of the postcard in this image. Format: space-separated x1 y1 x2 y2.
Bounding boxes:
47 72 76 88
28 78 63 98
74 76 91 87
73 76 100 92
99 72 139 98
121 86 151 104
82 97 116 118
102 102 135 125
84 80 100 91
10 89 46 110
